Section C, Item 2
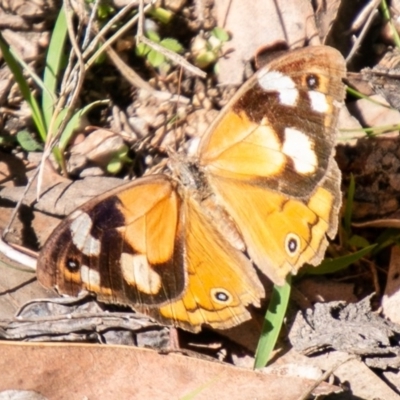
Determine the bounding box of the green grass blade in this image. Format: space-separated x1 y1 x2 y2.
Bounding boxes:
254 276 291 369
42 6 68 130
16 130 44 151
301 244 376 276
381 0 400 48
0 32 47 141
9 49 50 96
373 228 400 254
58 100 109 152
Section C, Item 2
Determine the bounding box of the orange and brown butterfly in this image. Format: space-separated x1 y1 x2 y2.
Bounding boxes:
37 45 346 333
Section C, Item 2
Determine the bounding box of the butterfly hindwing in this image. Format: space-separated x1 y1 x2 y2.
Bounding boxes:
150 194 264 332
206 160 341 285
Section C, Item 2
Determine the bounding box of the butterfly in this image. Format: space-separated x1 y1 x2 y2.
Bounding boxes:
37 46 346 333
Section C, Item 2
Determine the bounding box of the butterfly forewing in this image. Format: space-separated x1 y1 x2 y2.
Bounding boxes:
38 175 187 306
199 46 346 198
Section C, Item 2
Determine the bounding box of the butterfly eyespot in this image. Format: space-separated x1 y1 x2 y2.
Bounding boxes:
285 233 301 256
66 258 80 271
211 288 233 305
306 74 319 90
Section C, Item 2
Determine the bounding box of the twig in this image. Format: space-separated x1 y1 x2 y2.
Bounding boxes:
104 45 154 91
85 2 154 70
346 1 380 63
351 0 381 32
82 0 101 50
0 235 37 270
137 0 206 78
38 0 87 195
297 355 358 400
82 0 140 58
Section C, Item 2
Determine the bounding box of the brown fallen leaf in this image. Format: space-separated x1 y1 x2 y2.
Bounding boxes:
347 94 400 135
213 0 357 89
214 0 319 86
0 256 51 320
294 277 357 308
0 342 341 399
67 128 127 175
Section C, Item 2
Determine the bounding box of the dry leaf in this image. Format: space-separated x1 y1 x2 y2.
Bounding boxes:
0 342 341 399
214 0 319 85
67 129 126 175
347 95 400 135
0 258 51 320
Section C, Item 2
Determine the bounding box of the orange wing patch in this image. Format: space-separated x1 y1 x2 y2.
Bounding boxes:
155 194 265 332
116 178 179 265
200 110 286 179
207 162 339 286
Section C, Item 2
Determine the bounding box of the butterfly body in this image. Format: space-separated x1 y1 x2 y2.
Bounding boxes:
38 46 346 332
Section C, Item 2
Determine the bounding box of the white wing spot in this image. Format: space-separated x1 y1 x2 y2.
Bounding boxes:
308 91 329 113
120 253 161 295
257 70 298 106
70 212 101 256
81 265 101 287
283 128 317 174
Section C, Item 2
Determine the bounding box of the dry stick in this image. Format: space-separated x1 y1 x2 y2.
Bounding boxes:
85 1 154 70
0 235 37 270
137 0 206 78
76 1 195 96
84 1 149 67
105 46 154 91
2 0 88 238
366 258 381 296
351 0 382 32
82 0 101 50
220 0 233 29
86 3 192 99
37 0 87 199
297 355 358 400
65 1 155 91
346 6 380 63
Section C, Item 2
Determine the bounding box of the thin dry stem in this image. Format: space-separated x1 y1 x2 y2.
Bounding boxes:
136 0 206 78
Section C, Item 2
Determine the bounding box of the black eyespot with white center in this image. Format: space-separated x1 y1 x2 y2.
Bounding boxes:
285 233 301 256
66 258 80 271
211 288 233 305
306 74 319 90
